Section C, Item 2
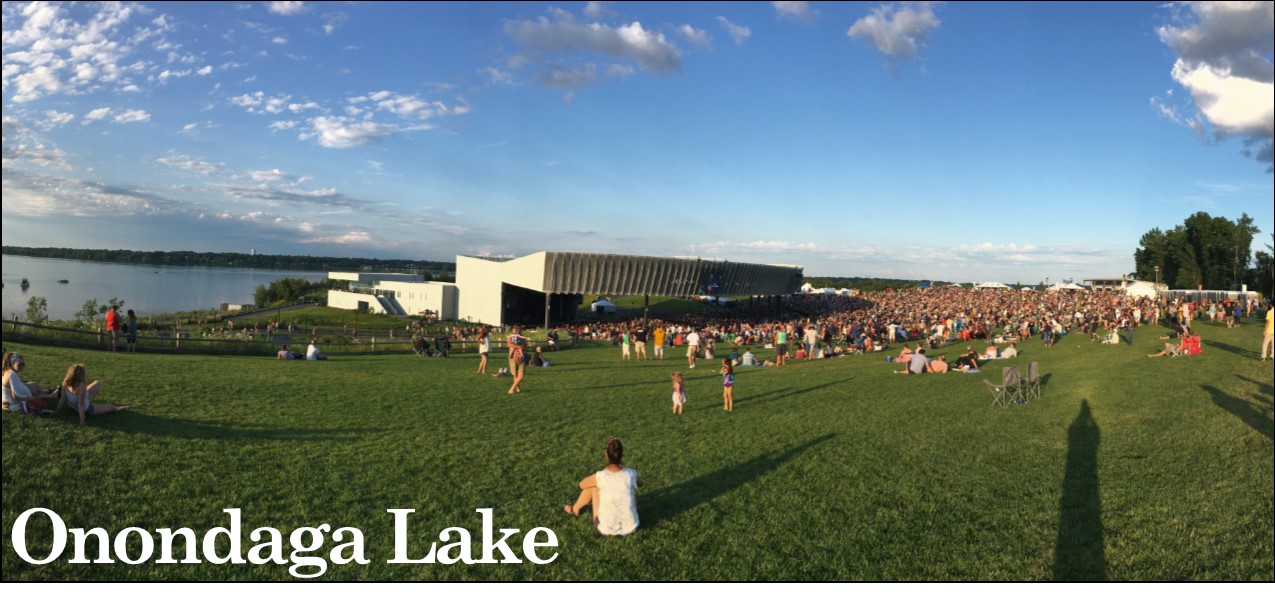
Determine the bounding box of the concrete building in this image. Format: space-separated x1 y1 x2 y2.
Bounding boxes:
456 252 803 327
327 272 458 319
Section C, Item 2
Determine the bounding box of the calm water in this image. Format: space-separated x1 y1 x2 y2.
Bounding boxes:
1 255 326 321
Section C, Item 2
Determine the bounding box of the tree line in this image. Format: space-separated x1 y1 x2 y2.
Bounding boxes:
1134 212 1270 297
253 278 339 307
2 246 454 275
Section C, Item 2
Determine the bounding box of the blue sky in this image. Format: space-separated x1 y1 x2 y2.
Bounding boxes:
3 1 1272 283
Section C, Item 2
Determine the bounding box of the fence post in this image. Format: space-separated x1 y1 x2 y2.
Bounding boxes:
97 326 103 346
176 331 181 352
371 336 376 354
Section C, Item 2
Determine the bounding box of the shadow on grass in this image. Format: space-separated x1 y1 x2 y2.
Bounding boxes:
1202 338 1260 359
1204 377 1273 441
67 412 381 442
1052 399 1105 581
640 432 836 528
736 379 845 408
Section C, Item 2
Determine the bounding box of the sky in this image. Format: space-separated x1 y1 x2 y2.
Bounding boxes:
2 1 1272 283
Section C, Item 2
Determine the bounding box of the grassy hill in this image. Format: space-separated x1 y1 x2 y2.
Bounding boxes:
2 320 1271 581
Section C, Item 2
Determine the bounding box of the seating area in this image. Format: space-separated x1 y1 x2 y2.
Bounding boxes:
984 361 1041 408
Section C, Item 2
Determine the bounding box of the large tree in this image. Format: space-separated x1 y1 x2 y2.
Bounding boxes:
1134 212 1259 290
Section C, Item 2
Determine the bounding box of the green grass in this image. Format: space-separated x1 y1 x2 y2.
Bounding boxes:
2 320 1271 581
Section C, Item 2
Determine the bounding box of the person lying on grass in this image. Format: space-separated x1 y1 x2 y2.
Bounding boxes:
1147 341 1184 358
564 437 643 536
57 363 132 425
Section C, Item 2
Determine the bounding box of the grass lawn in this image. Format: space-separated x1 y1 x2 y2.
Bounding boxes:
2 320 1271 581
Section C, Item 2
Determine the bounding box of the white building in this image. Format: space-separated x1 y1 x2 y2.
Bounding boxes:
458 252 803 327
327 272 458 319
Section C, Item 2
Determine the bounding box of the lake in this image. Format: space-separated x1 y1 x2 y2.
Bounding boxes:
1 255 327 321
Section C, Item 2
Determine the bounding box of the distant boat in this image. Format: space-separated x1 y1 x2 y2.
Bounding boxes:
57 279 69 284
20 278 30 288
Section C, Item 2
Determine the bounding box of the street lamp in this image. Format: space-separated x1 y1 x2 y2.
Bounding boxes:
1154 265 1161 290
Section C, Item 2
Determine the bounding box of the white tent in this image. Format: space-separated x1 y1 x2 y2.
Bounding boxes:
1123 280 1160 298
974 281 1010 289
1047 282 1087 292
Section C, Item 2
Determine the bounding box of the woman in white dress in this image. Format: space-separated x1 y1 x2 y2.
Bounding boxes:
564 438 643 536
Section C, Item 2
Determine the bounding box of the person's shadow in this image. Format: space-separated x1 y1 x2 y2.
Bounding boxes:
639 433 836 528
1204 376 1273 441
1052 400 1105 580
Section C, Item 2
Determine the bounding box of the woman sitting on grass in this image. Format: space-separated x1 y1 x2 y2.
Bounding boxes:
2 352 57 414
564 438 643 536
57 364 132 425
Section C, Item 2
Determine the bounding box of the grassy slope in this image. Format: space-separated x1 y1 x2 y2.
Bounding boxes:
1 320 1271 581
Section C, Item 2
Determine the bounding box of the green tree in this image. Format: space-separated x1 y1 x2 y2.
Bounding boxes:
1134 212 1260 290
76 298 103 322
25 296 48 323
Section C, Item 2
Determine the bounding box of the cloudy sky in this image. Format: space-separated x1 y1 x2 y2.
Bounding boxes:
3 1 1272 282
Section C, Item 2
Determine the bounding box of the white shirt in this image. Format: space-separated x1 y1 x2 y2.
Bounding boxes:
687 332 700 346
306 344 320 360
594 467 640 536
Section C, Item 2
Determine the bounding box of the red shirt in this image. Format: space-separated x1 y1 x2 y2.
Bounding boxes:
105 310 119 331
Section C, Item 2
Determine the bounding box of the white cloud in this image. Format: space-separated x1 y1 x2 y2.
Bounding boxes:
42 110 76 128
678 25 712 48
267 2 310 16
82 107 113 123
303 116 395 148
716 17 752 46
773 1 818 23
2 2 147 102
481 66 515 86
248 168 294 182
157 152 225 176
197 65 213 76
606 64 634 80
113 109 151 123
300 230 373 246
504 10 683 76
269 120 298 130
847 2 941 60
583 2 614 20
321 12 348 35
1 171 192 218
230 91 295 114
690 240 819 254
271 36 288 45
1157 1 1274 170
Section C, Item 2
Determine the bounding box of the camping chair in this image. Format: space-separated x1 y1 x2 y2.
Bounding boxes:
412 337 429 358
434 335 450 358
1022 362 1041 402
984 366 1021 408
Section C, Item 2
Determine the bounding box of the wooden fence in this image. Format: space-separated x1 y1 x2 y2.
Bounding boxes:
0 319 537 357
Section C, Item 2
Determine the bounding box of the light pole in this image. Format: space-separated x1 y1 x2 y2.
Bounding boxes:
1154 265 1161 290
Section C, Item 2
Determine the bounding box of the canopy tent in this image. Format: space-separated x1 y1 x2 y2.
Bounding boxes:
1047 282 1088 292
974 282 1010 289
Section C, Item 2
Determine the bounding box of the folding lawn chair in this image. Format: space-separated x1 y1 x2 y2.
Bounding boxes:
984 366 1021 408
1022 362 1041 402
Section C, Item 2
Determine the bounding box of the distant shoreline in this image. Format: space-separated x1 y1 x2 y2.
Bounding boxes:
2 246 454 275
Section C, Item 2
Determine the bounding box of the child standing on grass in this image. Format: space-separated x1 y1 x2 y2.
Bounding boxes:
720 359 734 412
671 372 687 414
